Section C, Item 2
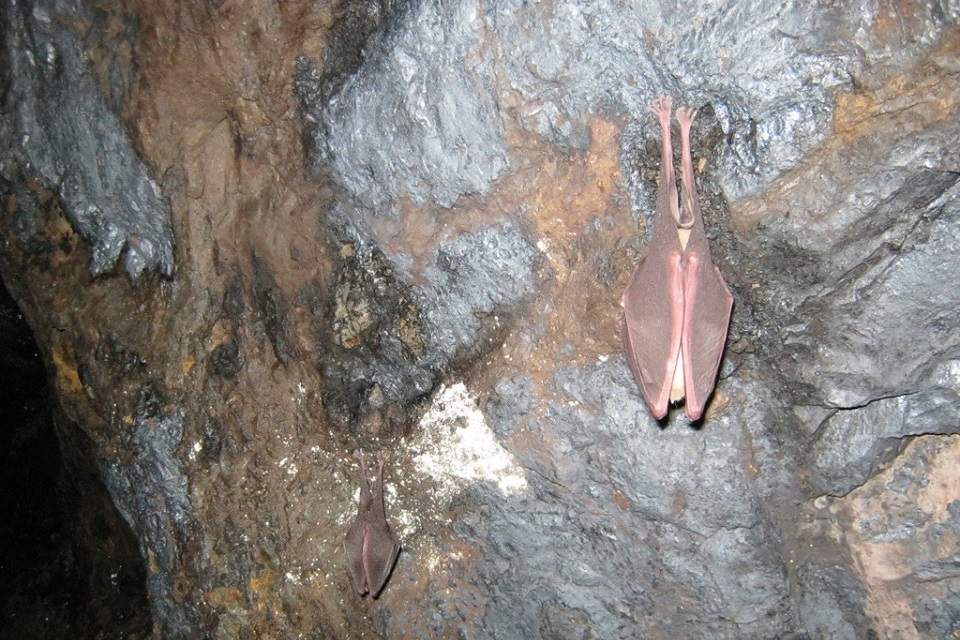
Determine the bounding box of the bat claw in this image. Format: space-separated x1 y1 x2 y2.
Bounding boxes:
650 95 673 118
675 106 697 127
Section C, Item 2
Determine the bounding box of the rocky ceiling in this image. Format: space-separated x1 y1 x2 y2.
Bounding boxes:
1 0 959 638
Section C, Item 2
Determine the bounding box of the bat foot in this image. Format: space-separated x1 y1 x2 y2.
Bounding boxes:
650 95 672 118
675 106 697 128
353 449 369 475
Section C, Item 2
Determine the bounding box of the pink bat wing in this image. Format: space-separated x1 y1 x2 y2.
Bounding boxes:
679 254 733 420
621 95 688 419
621 245 685 420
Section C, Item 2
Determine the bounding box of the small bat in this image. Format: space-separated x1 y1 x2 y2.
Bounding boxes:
344 452 400 597
621 96 733 421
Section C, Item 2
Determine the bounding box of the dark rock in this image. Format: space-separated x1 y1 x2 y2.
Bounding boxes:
3 0 960 637
252 255 294 362
100 387 199 638
210 338 242 379
223 276 246 320
0 0 175 280
317 227 434 430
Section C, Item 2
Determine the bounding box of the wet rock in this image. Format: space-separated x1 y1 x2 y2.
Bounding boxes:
301 0 508 213
0 0 175 280
2 0 960 637
100 385 200 638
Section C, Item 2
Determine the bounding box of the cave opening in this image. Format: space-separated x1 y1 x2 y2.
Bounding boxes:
0 280 150 639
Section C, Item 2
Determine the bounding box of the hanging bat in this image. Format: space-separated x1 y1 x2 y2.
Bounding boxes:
621 96 733 421
344 452 400 597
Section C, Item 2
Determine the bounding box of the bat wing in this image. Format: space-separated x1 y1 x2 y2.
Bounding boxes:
345 460 374 595
363 520 400 597
344 514 369 594
680 254 733 420
363 458 400 597
621 246 685 420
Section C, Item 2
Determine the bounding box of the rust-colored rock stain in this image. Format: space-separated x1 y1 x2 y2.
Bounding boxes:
839 436 960 639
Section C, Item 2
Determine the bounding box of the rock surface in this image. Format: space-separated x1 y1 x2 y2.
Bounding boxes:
1 0 959 638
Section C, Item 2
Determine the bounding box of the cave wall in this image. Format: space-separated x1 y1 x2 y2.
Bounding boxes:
2 0 960 638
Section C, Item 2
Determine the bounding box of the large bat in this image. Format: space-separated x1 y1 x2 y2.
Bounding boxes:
621 96 733 421
344 452 400 597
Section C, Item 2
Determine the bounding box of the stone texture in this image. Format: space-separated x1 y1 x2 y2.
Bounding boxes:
808 361 960 496
1 0 959 638
1 0 175 279
801 435 960 639
100 387 200 638
304 0 508 213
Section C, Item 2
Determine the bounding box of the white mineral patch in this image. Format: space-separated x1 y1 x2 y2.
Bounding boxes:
411 382 527 503
934 359 960 388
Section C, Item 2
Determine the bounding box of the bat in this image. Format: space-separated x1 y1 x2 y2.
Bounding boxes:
621 96 733 421
344 452 400 597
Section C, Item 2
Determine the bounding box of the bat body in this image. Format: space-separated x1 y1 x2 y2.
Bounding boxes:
344 453 400 597
621 96 733 421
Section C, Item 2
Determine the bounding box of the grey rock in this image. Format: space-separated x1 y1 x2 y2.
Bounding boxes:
805 435 960 639
311 0 508 213
472 361 796 638
913 590 960 639
796 563 867 640
491 0 852 199
539 601 598 640
784 191 960 409
808 367 960 496
419 223 540 365
0 0 175 279
100 386 200 639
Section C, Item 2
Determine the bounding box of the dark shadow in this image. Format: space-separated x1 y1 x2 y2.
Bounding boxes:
0 281 150 639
